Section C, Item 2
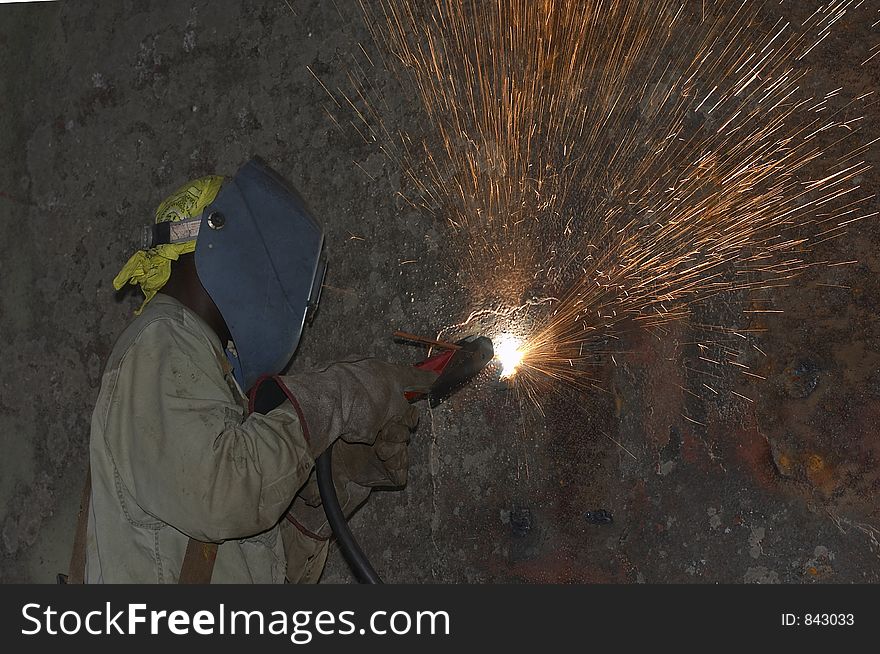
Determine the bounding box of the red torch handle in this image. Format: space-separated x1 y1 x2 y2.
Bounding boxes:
404 349 457 402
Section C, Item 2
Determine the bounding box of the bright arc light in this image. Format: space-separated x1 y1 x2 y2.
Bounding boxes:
495 334 524 379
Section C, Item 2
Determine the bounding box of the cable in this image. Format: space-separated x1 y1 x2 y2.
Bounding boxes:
315 448 383 584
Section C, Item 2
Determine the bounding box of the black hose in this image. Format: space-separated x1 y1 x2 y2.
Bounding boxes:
315 448 383 584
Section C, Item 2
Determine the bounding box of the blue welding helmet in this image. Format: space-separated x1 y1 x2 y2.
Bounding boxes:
194 158 327 391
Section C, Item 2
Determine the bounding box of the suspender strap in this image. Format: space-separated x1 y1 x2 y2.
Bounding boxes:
66 468 92 584
179 539 219 584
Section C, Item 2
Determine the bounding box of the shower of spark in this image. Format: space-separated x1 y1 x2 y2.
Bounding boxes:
326 0 878 400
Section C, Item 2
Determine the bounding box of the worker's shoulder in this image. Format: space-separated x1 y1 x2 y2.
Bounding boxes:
107 295 217 368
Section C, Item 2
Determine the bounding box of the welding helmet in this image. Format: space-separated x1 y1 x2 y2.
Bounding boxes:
147 158 327 391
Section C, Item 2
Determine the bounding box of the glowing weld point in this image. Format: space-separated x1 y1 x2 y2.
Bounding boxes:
495 334 524 379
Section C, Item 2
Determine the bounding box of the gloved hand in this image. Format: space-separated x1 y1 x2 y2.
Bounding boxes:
286 423 414 540
278 364 422 540
276 357 437 456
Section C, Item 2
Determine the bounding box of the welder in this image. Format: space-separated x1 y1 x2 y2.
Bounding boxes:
71 159 436 584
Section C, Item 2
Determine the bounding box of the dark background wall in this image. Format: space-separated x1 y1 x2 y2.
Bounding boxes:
1 0 878 583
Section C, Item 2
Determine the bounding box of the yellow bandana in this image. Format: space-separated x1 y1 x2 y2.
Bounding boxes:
113 175 225 313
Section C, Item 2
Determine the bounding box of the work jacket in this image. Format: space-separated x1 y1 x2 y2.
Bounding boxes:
85 294 327 583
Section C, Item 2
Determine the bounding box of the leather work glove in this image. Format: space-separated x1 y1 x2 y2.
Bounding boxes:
251 357 436 540
276 357 437 457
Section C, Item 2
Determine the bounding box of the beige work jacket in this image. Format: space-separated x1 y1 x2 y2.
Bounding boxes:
85 294 326 583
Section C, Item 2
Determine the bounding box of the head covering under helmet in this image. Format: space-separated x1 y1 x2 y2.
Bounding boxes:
113 176 225 313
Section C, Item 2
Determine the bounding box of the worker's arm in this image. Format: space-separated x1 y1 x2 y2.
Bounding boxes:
102 315 313 542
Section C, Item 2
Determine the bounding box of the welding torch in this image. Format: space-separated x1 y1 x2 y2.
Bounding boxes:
316 333 494 584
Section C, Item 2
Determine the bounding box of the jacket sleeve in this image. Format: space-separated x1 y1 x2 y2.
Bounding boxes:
101 316 313 542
